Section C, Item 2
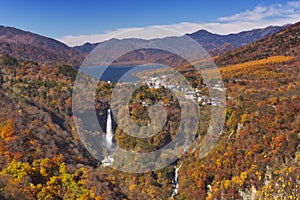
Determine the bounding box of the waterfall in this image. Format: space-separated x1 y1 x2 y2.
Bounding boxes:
106 109 113 149
102 108 115 166
171 163 182 197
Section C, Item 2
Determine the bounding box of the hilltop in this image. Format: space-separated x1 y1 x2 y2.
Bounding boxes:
0 26 84 66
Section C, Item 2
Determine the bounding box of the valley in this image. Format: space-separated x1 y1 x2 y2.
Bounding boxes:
0 20 299 200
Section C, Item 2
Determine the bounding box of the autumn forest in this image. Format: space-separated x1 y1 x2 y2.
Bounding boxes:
0 19 299 200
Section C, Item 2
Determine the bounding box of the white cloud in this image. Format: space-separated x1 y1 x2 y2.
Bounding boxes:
218 6 269 22
58 1 300 47
218 1 300 22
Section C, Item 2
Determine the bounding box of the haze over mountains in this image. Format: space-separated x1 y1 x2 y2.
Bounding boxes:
0 25 286 67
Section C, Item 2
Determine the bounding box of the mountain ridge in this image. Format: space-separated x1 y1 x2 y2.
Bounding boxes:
0 24 288 67
74 25 286 56
215 21 300 67
0 25 84 66
0 21 299 199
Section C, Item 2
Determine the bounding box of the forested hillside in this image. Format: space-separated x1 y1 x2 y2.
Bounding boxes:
0 21 299 199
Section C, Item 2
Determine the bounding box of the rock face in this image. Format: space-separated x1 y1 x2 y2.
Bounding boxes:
239 186 257 200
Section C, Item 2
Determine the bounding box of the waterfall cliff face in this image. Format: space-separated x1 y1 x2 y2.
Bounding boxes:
171 163 182 197
106 109 113 149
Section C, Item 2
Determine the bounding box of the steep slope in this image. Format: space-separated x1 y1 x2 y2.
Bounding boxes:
215 22 300 67
174 21 300 199
0 22 299 199
188 26 285 55
0 26 84 66
0 55 128 199
0 52 178 199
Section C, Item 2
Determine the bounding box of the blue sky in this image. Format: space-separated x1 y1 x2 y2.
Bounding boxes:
0 0 299 46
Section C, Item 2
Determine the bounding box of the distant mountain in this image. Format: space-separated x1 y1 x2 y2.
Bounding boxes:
0 25 84 66
74 25 286 57
73 42 98 54
73 25 286 67
78 36 207 67
0 24 287 67
188 26 286 55
0 22 299 200
215 22 299 67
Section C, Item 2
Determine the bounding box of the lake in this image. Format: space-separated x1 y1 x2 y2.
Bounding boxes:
80 65 166 82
